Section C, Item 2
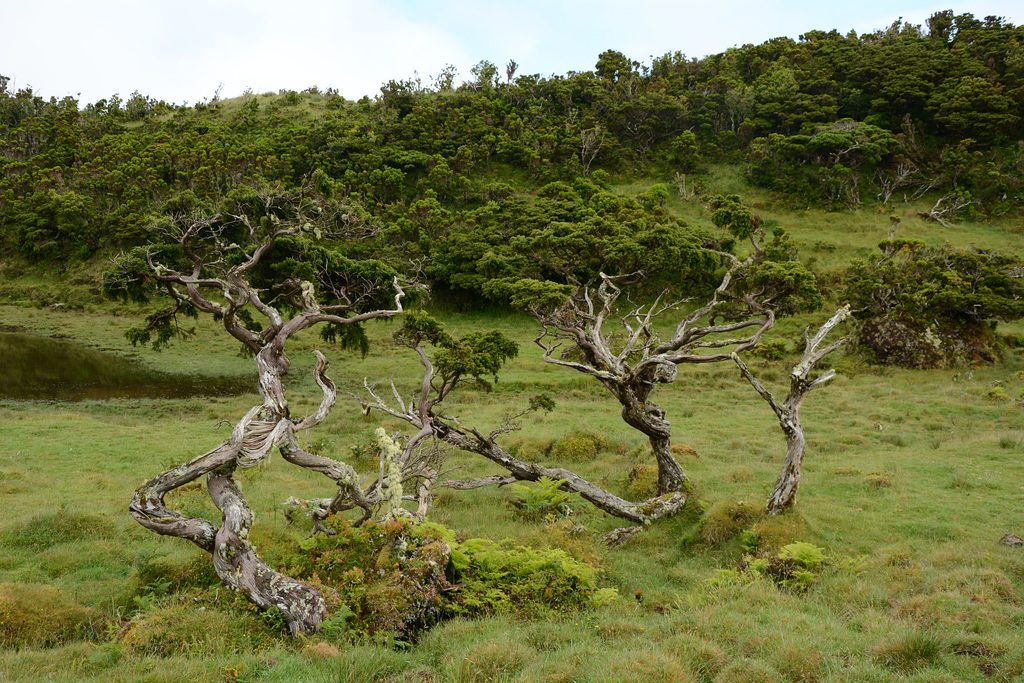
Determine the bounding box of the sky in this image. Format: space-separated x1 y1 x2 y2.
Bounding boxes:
2 1 1020 106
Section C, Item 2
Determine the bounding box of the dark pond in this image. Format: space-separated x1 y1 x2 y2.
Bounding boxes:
0 331 254 401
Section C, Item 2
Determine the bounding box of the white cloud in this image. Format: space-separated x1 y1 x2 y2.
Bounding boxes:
1 0 1018 106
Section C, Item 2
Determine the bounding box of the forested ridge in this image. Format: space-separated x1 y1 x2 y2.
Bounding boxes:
2 11 1024 366
3 12 1022 255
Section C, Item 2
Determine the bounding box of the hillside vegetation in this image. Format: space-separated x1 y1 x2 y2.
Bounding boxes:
2 10 1024 683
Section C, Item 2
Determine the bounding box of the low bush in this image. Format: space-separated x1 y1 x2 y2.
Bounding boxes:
508 477 579 519
282 518 607 642
698 499 759 545
738 542 830 592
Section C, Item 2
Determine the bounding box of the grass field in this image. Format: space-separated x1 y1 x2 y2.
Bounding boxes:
2 287 1024 682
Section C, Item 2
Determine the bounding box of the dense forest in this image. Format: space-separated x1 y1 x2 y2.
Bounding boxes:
4 12 1024 248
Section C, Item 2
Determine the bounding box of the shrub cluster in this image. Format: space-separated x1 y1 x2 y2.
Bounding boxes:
282 517 611 642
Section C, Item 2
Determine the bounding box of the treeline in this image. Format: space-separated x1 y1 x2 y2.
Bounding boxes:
1 11 1023 356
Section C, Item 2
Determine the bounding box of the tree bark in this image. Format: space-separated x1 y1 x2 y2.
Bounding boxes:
732 306 849 516
764 416 805 515
208 466 326 635
619 400 688 494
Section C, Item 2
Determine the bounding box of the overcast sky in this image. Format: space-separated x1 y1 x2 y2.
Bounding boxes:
2 1 1019 106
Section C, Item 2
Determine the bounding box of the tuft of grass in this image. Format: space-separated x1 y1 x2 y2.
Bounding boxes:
2 510 116 550
664 632 728 682
699 499 760 546
120 602 284 657
549 429 611 462
864 472 893 488
0 582 93 648
670 443 700 458
997 434 1020 449
712 657 784 682
453 639 534 682
872 630 946 673
626 463 658 498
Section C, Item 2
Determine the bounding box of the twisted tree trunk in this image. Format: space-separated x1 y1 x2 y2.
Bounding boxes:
619 397 688 494
732 306 850 516
208 465 326 635
129 348 387 634
764 416 805 515
129 344 330 633
113 191 413 636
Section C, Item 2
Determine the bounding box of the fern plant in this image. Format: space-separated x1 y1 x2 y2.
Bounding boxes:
507 477 575 520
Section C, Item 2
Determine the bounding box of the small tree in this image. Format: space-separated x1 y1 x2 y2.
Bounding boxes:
104 182 429 635
844 240 1024 367
498 195 821 497
732 306 851 515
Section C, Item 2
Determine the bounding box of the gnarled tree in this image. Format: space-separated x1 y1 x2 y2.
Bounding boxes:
732 306 851 515
492 195 821 499
104 182 429 635
356 311 694 524
364 195 823 524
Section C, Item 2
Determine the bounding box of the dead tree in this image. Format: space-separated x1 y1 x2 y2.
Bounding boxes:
579 125 605 176
106 184 431 635
358 229 822 525
918 191 975 228
731 306 851 516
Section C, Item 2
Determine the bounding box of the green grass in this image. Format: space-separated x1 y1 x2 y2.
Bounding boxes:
3 261 1024 680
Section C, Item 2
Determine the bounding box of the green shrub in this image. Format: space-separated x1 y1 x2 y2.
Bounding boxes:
712 542 831 593
448 535 599 617
986 386 1009 401
752 339 788 361
778 541 828 571
283 518 604 641
284 518 452 641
